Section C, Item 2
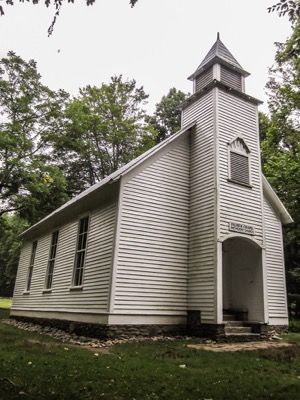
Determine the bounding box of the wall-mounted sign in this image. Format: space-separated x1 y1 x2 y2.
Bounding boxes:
228 222 255 235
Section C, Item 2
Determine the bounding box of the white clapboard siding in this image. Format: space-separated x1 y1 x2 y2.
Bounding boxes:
264 198 288 319
11 203 116 313
220 65 242 91
217 89 263 243
182 90 216 323
196 67 214 92
113 136 190 314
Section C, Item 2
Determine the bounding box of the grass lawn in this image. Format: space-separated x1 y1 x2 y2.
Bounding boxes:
0 297 12 309
0 309 299 400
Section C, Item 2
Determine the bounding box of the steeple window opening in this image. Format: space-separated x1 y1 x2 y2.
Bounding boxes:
228 137 251 187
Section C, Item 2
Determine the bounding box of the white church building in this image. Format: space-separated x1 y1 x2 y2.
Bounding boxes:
11 35 293 339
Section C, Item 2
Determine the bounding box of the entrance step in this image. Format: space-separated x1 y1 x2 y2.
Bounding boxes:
225 320 248 327
225 326 253 334
223 314 237 321
225 333 261 341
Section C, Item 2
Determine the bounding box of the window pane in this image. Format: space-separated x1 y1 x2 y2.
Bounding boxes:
27 241 37 291
45 231 59 290
72 217 89 287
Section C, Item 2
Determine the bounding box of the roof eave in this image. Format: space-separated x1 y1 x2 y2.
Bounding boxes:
20 122 196 240
188 56 250 81
262 175 293 225
182 80 263 110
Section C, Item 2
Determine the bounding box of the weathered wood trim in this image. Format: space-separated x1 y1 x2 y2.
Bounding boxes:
182 80 262 111
10 309 109 324
108 182 122 313
214 87 221 324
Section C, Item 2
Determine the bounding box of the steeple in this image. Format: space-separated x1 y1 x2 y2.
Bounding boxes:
188 34 250 94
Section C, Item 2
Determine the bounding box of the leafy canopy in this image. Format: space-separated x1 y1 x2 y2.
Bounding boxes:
0 51 69 223
55 75 153 193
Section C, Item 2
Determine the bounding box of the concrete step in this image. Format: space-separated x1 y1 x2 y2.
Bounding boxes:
225 326 253 334
225 321 248 326
223 314 237 321
225 333 261 342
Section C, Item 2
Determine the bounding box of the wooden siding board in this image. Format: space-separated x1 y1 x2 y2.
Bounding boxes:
114 136 190 314
11 203 116 313
217 90 263 243
196 67 214 91
264 198 288 318
221 65 242 91
182 90 216 323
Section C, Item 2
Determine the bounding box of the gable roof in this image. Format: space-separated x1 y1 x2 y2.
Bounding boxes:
262 175 293 225
188 34 250 81
20 122 196 239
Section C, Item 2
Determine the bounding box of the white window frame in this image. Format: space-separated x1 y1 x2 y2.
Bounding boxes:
44 230 59 292
24 241 37 294
71 214 90 289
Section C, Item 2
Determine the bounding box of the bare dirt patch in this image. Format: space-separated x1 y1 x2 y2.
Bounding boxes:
187 341 294 352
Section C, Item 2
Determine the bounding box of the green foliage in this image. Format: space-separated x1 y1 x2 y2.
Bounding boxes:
147 88 189 143
268 1 300 24
261 17 300 302
0 51 69 223
0 215 28 297
0 297 12 310
289 318 300 333
56 75 154 193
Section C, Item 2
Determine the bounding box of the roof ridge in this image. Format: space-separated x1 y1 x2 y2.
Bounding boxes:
20 122 196 238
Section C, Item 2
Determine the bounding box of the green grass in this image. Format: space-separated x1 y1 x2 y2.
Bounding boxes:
0 311 300 400
0 297 12 309
289 318 300 333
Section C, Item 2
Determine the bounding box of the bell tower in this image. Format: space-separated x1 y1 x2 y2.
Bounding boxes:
182 34 266 327
187 32 250 93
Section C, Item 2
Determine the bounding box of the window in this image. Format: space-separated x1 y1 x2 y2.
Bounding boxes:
45 231 59 290
26 241 37 292
72 216 89 287
228 137 251 186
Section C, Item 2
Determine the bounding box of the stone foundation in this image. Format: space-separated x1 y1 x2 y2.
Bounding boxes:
12 316 187 339
11 315 288 341
259 324 289 339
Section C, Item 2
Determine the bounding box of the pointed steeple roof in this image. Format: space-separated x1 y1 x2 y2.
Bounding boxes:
188 33 250 81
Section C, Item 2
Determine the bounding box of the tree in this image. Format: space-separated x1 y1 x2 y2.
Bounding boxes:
268 0 300 23
55 75 154 193
0 0 139 36
0 51 69 223
261 15 300 313
0 214 28 296
147 88 189 143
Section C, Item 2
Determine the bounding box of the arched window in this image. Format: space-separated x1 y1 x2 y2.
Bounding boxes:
228 137 251 187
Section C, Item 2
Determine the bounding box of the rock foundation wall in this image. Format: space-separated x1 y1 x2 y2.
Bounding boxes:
11 316 289 341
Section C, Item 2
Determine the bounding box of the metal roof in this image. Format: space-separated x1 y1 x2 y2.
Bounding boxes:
262 175 293 225
20 122 196 239
188 33 250 80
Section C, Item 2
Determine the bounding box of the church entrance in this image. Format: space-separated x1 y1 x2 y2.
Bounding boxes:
222 237 265 322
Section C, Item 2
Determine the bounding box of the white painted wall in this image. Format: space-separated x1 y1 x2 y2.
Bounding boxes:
264 197 288 325
217 89 264 245
222 237 264 322
11 202 116 315
112 134 190 316
182 90 216 323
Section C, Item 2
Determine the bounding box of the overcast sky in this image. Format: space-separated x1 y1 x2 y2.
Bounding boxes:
0 0 292 113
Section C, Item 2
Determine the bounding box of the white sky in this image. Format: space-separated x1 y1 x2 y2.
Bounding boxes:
0 0 292 113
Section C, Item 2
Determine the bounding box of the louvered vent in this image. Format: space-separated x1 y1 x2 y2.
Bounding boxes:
221 65 242 91
230 151 249 185
195 67 214 92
